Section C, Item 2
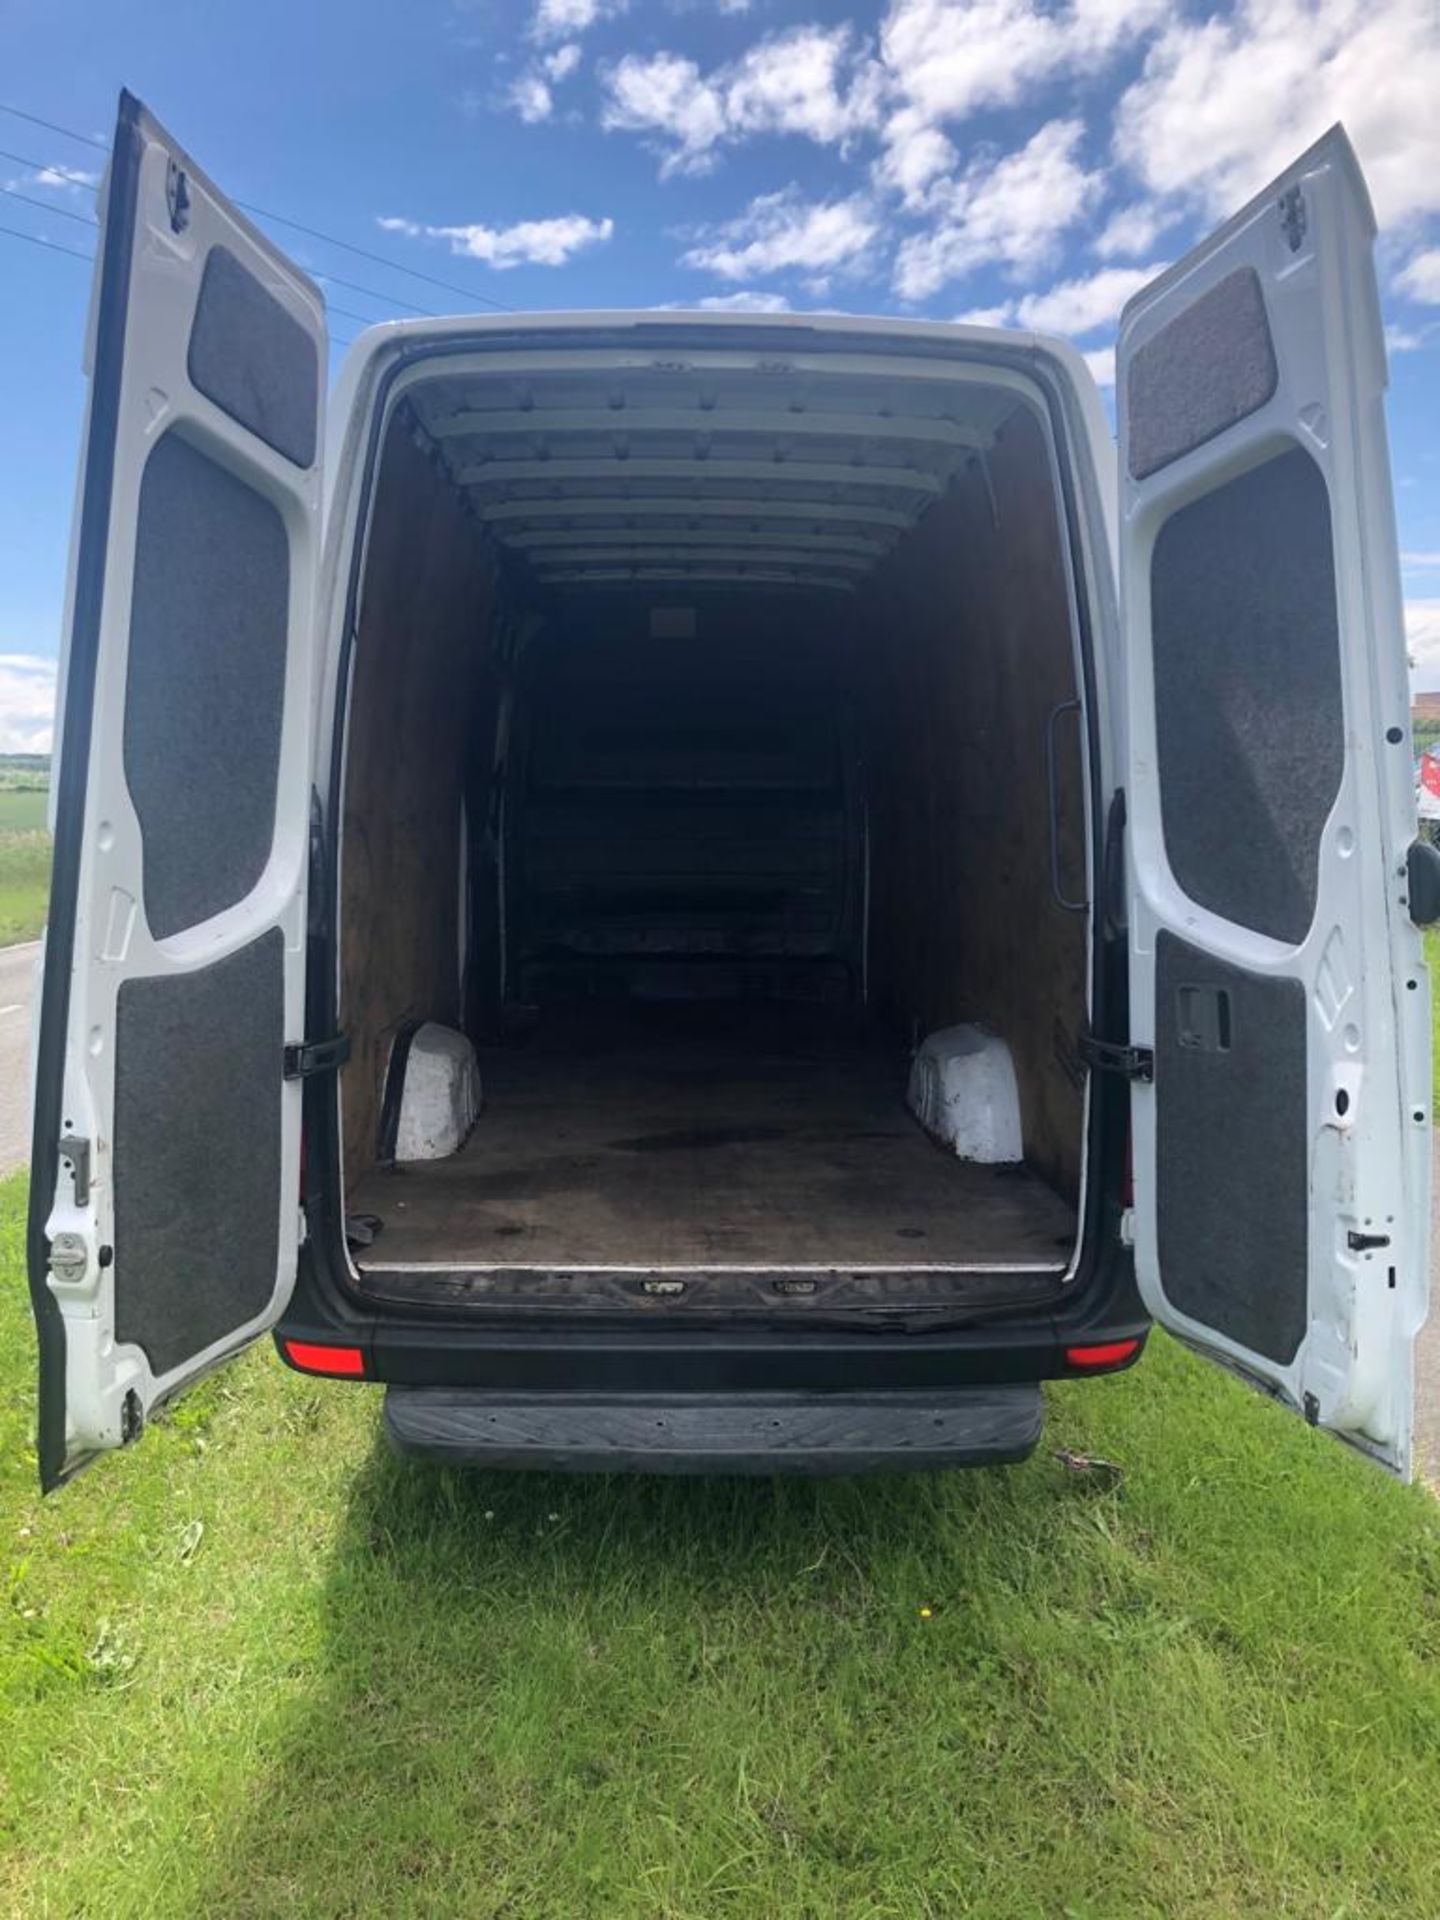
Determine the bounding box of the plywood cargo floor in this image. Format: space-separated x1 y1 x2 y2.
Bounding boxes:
348 1006 1078 1280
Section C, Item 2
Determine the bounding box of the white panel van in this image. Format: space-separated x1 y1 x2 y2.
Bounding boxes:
26 92 1435 1486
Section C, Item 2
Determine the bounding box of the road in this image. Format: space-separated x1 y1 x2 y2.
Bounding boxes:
0 941 37 1177
0 931 1438 1475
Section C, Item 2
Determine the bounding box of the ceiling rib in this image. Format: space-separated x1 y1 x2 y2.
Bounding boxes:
537 565 856 592
453 457 945 493
504 528 889 556
524 545 873 570
431 407 985 450
472 496 914 529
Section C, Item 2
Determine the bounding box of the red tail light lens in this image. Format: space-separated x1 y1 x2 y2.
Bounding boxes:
283 1339 365 1377
1065 1338 1142 1372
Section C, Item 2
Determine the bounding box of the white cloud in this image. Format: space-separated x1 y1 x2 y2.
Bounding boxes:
378 211 613 268
0 654 56 755
1385 321 1431 353
531 0 622 43
1395 248 1440 305
874 110 958 210
879 0 1164 131
504 37 584 122
1403 553 1440 570
601 26 882 177
599 0 1161 188
543 42 582 81
724 26 884 147
680 188 879 283
505 72 555 124
1093 200 1173 260
948 266 1154 384
951 263 1156 335
1406 599 1440 686
693 290 793 312
1113 0 1440 233
1012 262 1159 334
892 119 1103 299
601 52 729 176
3 162 99 197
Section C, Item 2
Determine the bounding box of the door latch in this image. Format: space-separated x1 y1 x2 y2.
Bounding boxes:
283 1034 351 1080
48 1230 89 1285
1078 1035 1155 1083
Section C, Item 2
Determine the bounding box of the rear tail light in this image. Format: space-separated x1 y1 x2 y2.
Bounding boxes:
1064 1338 1142 1373
282 1339 365 1377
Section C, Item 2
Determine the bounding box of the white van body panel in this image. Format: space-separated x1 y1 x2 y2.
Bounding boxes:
1118 128 1427 1475
31 95 326 1483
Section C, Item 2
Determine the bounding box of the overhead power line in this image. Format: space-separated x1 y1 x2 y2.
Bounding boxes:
0 144 100 189
0 219 94 265
2 144 429 318
0 182 95 225
324 299 384 330
229 200 511 312
0 101 106 149
0 221 358 347
301 265 434 318
0 100 513 313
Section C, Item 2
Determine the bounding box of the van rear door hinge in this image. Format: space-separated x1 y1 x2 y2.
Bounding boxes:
284 1034 351 1080
1078 1035 1155 1083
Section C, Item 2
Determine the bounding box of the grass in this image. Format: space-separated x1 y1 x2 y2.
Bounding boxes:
0 786 49 947
2 1175 1440 1916
0 791 48 831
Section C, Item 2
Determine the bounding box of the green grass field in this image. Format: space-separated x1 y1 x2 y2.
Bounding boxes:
2 1172 1439 1917
0 785 49 947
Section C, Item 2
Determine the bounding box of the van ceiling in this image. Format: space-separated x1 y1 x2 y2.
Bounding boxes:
402 355 1020 597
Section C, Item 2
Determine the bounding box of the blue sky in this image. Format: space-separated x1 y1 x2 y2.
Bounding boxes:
3 0 1440 749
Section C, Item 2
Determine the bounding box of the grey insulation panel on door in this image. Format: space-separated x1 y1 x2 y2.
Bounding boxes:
1150 444 1343 947
122 430 289 941
112 931 284 1377
188 244 319 468
1154 932 1308 1365
1125 266 1278 481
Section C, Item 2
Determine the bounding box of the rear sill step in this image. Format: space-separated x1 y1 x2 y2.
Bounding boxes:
382 1384 1045 1476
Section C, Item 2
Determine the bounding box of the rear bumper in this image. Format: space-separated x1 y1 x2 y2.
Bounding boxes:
383 1382 1046 1475
278 1232 1148 1395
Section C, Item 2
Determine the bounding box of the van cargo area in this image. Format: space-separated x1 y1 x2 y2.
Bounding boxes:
336 340 1091 1319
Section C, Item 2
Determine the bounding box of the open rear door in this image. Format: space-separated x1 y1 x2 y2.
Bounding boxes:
27 92 326 1487
1117 127 1430 1474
